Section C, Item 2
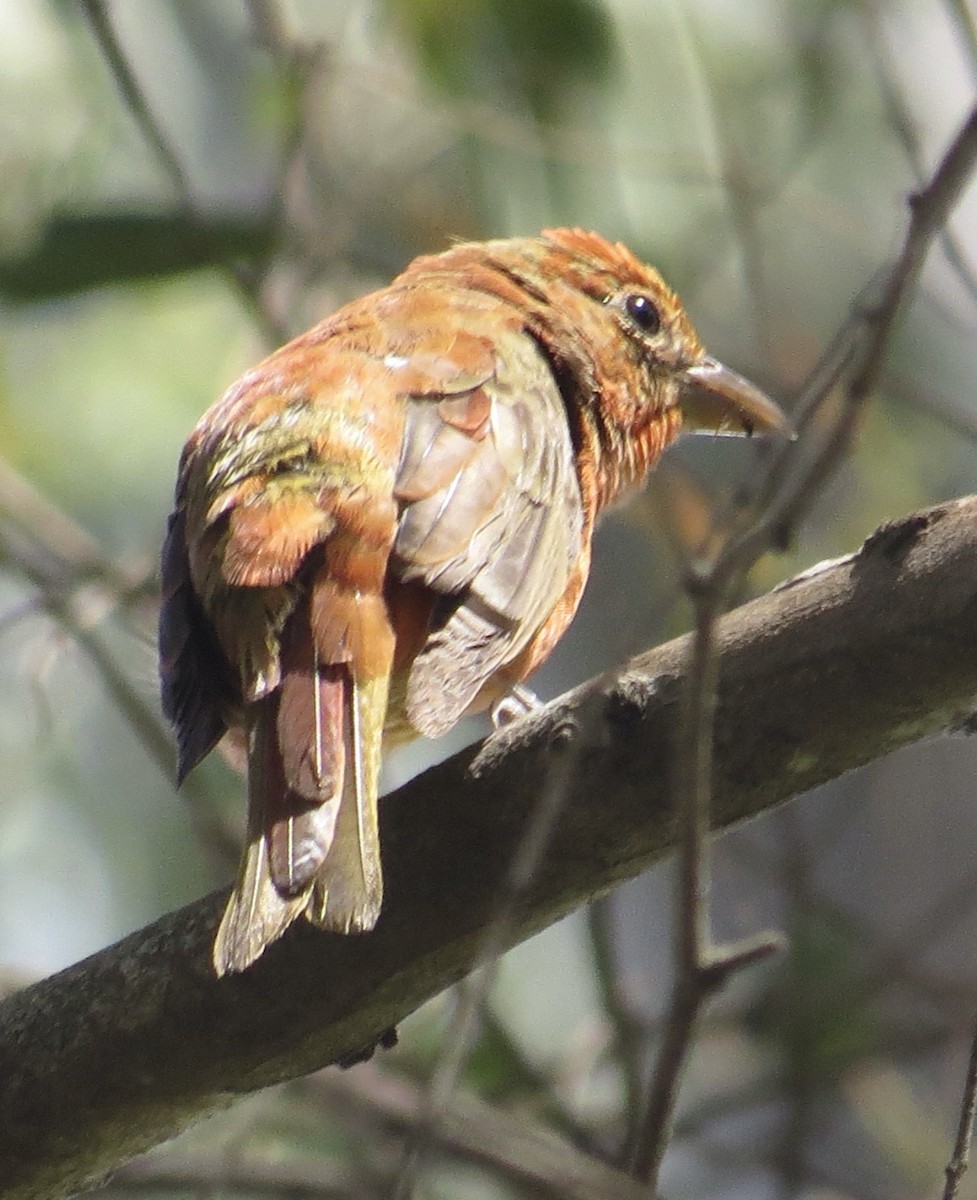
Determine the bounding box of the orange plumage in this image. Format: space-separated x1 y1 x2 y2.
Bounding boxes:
159 228 788 974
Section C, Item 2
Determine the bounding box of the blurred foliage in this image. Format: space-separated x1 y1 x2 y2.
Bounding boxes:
747 913 882 1086
0 213 274 302
2 1 977 1198
382 0 614 120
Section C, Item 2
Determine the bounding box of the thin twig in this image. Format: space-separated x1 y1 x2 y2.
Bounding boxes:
0 525 238 867
667 0 776 353
943 1014 977 1200
391 694 607 1199
80 0 288 346
80 0 194 205
586 897 648 1158
0 457 149 602
309 1066 652 1200
724 102 977 582
626 569 782 1182
860 0 977 309
627 101 977 1186
770 810 818 1197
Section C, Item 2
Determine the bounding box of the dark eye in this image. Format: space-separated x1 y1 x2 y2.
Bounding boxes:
624 293 661 334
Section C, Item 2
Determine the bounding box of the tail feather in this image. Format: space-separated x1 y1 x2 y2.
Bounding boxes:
213 703 308 975
212 828 308 975
308 671 386 933
213 604 391 974
268 658 345 893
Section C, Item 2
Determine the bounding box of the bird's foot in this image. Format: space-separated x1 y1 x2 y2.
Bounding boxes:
491 683 541 730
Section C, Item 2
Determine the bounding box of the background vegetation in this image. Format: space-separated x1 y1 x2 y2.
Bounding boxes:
3 1 977 1197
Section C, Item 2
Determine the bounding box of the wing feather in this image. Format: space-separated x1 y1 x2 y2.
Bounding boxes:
392 328 583 736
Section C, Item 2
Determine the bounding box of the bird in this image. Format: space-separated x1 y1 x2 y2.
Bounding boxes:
159 227 789 976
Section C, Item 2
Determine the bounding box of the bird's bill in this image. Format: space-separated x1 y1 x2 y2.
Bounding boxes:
679 356 792 438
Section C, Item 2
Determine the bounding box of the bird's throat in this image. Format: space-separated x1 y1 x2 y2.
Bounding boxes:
585 402 683 516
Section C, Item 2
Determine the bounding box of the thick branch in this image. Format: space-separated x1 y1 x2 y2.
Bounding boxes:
4 496 977 1198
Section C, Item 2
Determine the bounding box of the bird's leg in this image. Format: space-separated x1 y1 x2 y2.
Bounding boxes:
491 682 541 729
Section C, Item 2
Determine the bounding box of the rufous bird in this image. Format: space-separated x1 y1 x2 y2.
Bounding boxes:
159 228 789 975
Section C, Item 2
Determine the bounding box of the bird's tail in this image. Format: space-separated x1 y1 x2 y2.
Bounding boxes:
213 627 387 975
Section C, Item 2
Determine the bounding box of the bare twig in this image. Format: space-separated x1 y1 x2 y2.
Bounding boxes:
0 457 149 603
80 0 288 345
0 523 238 867
715 99 977 588
943 1014 977 1200
770 811 818 1196
860 1 977 309
627 102 977 1185
587 897 648 1158
626 568 783 1183
668 2 777 351
392 694 606 1198
80 1 193 205
309 1067 651 1200
714 102 977 586
721 827 977 1033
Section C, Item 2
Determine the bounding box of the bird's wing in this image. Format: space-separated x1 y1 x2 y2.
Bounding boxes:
159 502 238 782
390 322 584 737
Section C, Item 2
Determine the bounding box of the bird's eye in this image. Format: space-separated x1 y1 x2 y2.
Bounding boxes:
624 293 661 335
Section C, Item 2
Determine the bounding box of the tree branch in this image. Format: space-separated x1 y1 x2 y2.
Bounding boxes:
4 495 977 1198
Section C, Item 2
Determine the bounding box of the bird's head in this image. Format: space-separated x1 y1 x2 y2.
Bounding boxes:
509 227 790 443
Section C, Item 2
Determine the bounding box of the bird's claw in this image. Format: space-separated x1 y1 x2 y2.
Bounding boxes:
491 684 541 730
